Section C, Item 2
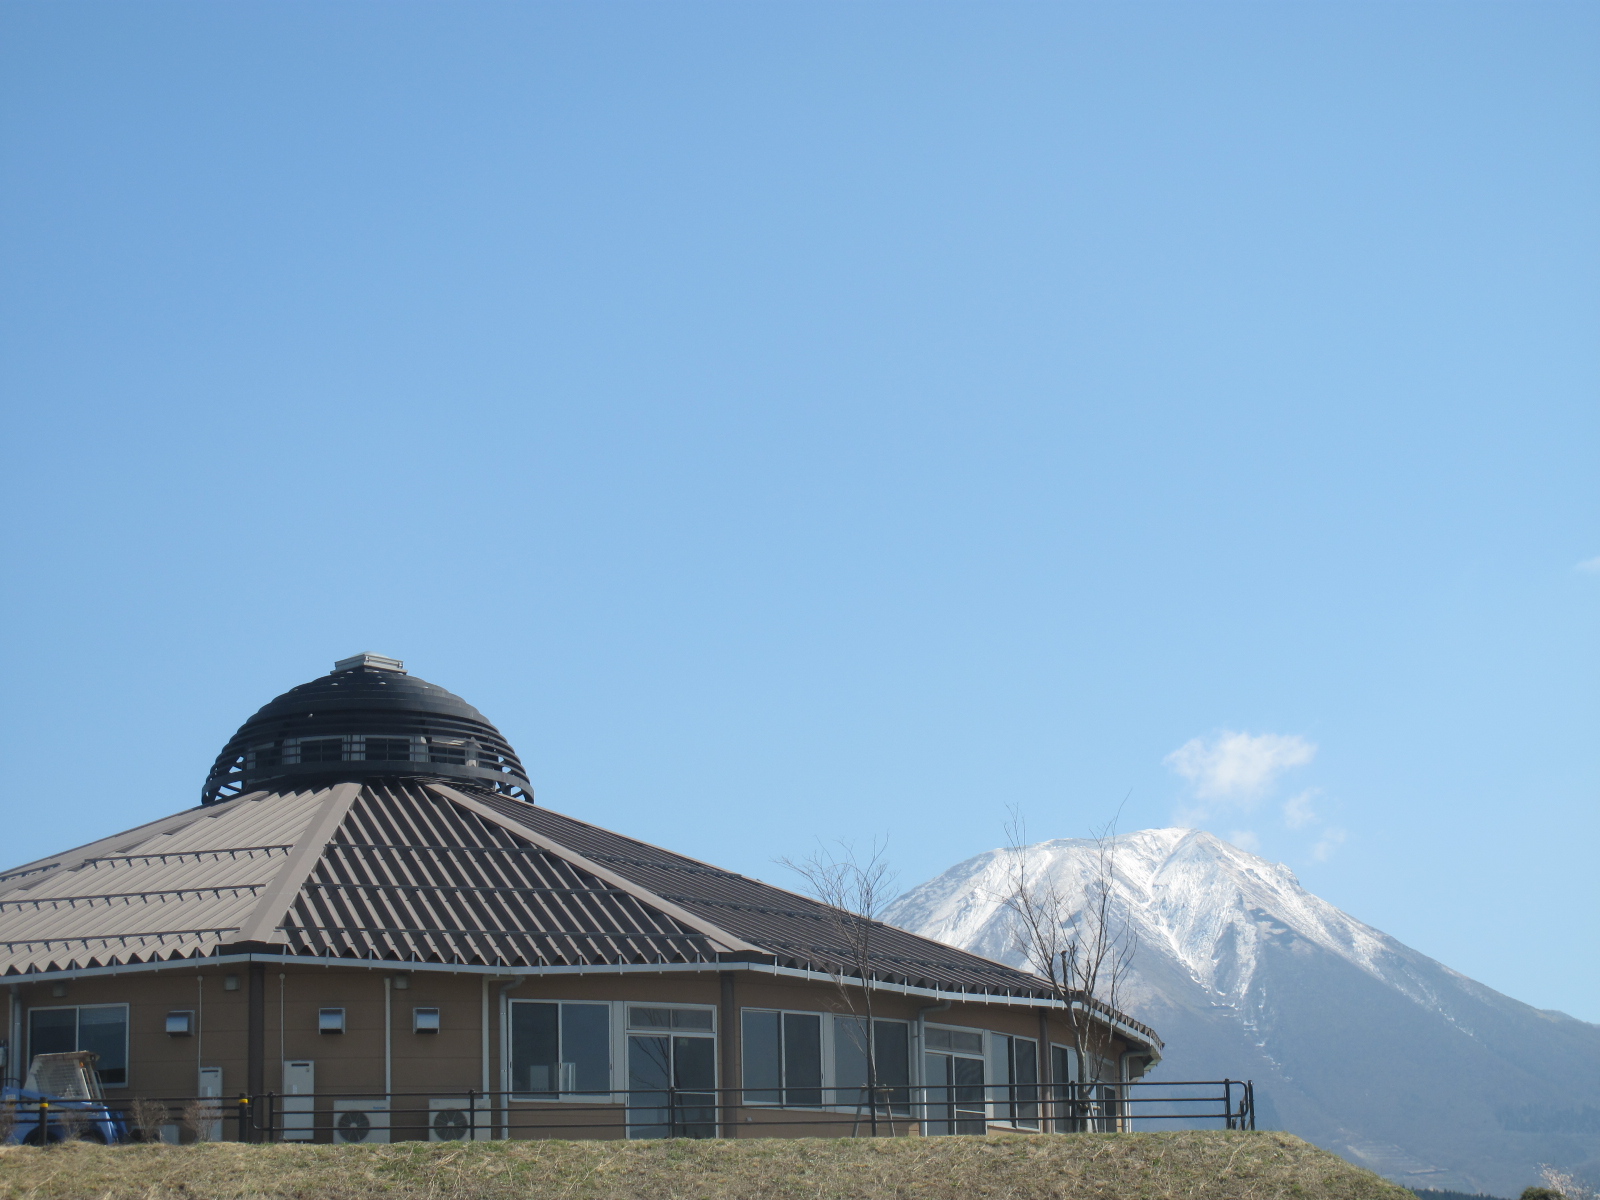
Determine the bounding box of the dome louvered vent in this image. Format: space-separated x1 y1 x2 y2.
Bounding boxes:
201 655 532 805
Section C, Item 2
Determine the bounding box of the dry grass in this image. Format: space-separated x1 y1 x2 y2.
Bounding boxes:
0 1131 1415 1200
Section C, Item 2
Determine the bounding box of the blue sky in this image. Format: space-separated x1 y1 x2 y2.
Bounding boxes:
2 1 1595 1021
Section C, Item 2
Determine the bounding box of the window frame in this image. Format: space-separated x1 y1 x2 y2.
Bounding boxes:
830 1012 913 1115
622 1002 720 1139
740 1007 823 1108
987 1032 1040 1129
507 998 620 1103
26 1002 130 1089
623 1003 717 1035
740 1008 912 1112
921 1022 988 1136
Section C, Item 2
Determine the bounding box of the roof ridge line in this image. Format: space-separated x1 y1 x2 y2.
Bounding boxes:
426 783 762 956
229 783 363 947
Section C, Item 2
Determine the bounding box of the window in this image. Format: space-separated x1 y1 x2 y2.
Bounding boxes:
628 1006 713 1031
991 1035 1039 1128
362 737 413 762
742 1010 912 1113
298 738 344 764
28 1004 128 1086
427 738 468 765
741 1010 821 1107
247 742 283 770
1050 1046 1119 1132
509 1001 611 1098
626 1005 716 1139
832 1017 911 1114
924 1025 986 1135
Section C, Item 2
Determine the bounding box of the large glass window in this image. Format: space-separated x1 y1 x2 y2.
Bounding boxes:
1050 1045 1118 1132
741 1010 821 1106
509 1001 611 1098
832 1016 911 1114
991 1034 1039 1128
28 1004 128 1087
625 1005 716 1139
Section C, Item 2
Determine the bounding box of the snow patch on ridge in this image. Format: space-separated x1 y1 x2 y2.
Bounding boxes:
886 828 1412 1010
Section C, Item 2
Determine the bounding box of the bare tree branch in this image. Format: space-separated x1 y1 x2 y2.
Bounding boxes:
778 838 898 1133
997 804 1138 1093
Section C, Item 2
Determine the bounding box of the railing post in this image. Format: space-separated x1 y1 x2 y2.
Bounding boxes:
468 1089 476 1142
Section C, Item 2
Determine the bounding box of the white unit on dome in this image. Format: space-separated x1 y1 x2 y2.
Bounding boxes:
333 653 406 673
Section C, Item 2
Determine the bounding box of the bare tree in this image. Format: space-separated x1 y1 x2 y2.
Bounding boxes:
778 838 898 1134
998 806 1138 1126
51 1104 88 1143
126 1097 171 1143
1539 1163 1598 1200
182 1097 221 1144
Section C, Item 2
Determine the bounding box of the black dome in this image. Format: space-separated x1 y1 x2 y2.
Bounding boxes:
201 654 532 805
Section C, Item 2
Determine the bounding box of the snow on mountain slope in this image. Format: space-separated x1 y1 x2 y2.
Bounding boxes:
885 829 1600 1197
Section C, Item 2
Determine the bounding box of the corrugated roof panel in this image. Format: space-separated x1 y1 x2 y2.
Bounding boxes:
466 789 1062 999
274 783 719 968
0 790 334 975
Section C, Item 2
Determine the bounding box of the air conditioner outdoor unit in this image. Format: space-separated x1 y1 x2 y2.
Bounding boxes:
332 1099 389 1144
428 1098 488 1142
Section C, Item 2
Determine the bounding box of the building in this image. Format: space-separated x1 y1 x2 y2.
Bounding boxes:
0 654 1160 1141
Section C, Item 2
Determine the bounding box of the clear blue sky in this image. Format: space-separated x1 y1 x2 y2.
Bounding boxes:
2 1 1595 1020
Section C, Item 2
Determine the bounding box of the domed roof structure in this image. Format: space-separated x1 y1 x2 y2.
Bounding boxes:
200 654 532 805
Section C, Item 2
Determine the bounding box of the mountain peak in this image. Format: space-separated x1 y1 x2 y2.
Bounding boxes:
885 829 1600 1196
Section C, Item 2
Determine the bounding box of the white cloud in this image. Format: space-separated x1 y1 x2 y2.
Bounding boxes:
1283 790 1319 829
1228 830 1261 852
1577 557 1600 574
1166 731 1317 802
1312 827 1347 861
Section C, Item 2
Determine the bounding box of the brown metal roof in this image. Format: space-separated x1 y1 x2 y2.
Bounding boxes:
0 781 1160 1043
0 788 334 975
458 786 1062 998
280 782 717 967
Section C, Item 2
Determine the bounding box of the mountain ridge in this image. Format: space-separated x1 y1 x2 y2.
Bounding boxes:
884 828 1600 1196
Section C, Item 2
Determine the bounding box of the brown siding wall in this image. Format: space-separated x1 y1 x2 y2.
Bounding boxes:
5 966 1137 1142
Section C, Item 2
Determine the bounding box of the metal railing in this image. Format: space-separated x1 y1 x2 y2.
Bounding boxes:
4 1081 1254 1145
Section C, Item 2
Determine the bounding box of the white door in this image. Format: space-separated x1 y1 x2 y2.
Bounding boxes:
281 1060 314 1141
198 1067 224 1142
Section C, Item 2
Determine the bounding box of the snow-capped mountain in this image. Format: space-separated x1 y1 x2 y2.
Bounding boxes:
885 829 1600 1197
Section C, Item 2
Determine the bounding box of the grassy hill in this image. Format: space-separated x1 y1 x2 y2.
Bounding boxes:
0 1131 1416 1200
